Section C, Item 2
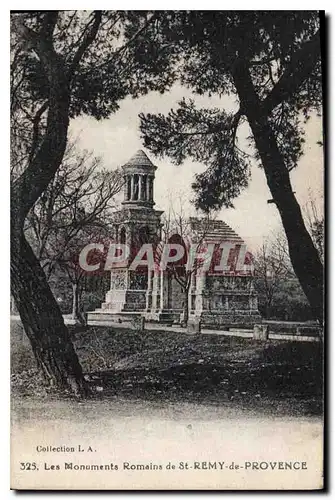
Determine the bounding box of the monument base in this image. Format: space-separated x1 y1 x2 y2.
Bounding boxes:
195 310 262 329
102 289 146 312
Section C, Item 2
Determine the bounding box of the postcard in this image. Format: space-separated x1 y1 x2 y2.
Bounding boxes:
10 10 324 490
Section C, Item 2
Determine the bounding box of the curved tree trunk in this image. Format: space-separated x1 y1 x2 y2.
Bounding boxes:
10 11 102 397
11 230 88 397
233 62 324 324
249 117 323 324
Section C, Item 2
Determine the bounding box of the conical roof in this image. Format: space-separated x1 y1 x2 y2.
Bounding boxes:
123 150 155 168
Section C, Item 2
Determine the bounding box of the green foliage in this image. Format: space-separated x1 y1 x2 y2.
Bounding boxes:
10 11 177 178
140 100 251 211
16 11 178 116
12 11 322 211
139 11 322 211
267 101 305 172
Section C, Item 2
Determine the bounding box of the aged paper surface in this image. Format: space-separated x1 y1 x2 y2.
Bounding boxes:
10 11 324 490
11 401 323 490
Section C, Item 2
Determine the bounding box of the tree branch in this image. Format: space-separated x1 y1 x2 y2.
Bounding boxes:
93 12 158 72
11 11 101 225
261 29 321 115
41 11 59 43
28 100 49 164
68 10 102 80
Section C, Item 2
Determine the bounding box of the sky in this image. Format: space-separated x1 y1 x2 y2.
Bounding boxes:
69 84 324 252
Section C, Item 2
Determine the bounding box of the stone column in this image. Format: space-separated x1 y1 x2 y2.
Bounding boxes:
160 269 168 311
146 175 150 201
146 269 154 311
225 296 229 311
249 294 258 311
195 273 205 313
123 175 128 200
148 176 154 201
151 272 157 310
133 175 139 200
130 175 134 200
152 271 161 311
142 175 147 201
138 174 143 200
125 267 130 289
189 272 197 312
151 177 154 201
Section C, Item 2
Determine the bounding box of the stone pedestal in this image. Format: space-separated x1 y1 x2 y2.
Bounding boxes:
103 268 148 312
131 316 145 331
187 317 202 334
253 324 269 340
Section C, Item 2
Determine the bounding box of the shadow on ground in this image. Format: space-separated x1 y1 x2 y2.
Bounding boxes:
11 322 323 417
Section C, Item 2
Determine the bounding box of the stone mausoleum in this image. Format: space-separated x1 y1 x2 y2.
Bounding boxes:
87 150 261 328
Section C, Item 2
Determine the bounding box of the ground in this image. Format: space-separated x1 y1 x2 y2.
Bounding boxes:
11 320 322 418
11 320 324 489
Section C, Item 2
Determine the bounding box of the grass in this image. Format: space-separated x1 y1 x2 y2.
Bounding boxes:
10 320 323 417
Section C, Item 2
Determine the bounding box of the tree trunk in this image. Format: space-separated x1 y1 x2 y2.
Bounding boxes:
181 288 190 326
72 282 79 321
10 11 102 397
233 63 324 324
11 230 88 397
251 120 323 323
265 302 271 319
71 282 86 326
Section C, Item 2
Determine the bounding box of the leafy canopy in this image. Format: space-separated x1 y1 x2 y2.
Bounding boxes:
138 11 322 212
11 10 177 178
